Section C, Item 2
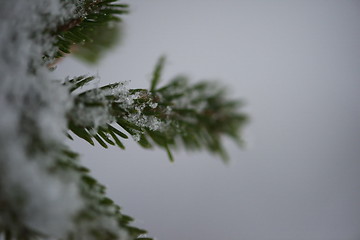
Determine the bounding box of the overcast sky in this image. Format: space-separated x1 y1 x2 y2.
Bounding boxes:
55 1 360 239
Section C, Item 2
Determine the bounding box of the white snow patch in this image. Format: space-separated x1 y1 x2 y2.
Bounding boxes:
0 0 82 238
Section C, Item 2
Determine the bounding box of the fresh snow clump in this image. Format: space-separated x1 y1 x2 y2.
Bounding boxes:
0 0 82 238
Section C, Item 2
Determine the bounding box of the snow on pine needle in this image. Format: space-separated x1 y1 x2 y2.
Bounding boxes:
0 1 247 239
0 1 139 240
0 0 83 238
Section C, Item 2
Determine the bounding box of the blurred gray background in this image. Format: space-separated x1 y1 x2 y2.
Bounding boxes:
54 0 360 239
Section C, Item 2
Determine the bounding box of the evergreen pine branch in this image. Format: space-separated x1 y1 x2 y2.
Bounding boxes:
57 148 150 240
72 23 122 64
65 59 248 161
1 0 248 239
53 0 128 59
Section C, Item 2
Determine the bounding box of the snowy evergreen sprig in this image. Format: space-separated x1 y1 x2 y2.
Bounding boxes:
56 148 149 240
0 0 247 240
53 0 128 59
66 57 248 162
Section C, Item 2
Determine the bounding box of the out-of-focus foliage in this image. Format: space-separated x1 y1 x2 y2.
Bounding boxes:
57 148 149 240
72 23 123 64
65 57 248 162
53 0 128 60
0 0 247 240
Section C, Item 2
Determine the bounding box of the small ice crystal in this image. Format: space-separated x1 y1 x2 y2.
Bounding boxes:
149 102 158 109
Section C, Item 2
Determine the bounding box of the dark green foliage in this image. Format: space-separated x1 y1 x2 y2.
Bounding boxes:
150 55 166 91
65 58 248 162
56 148 150 240
1 0 248 239
73 23 123 64
54 0 128 59
1 146 150 240
154 75 248 161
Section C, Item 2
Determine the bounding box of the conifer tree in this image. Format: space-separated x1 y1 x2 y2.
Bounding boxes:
0 0 248 239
